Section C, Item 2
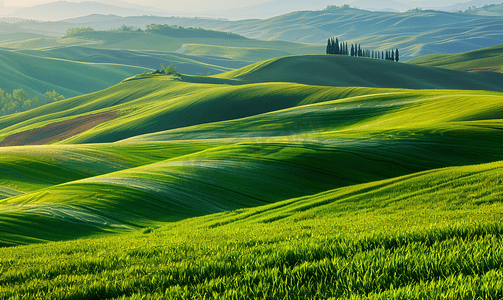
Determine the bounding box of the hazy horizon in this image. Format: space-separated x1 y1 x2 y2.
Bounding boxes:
1 0 499 10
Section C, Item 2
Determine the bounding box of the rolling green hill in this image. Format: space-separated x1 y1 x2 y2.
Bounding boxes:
406 43 503 73
0 47 151 98
1 53 503 298
1 159 502 298
1 53 503 245
0 30 324 63
2 55 503 147
463 3 503 16
216 55 503 91
60 8 503 60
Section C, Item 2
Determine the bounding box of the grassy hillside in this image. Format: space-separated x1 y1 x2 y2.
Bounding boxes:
463 3 503 16
1 71 503 245
19 46 250 71
0 48 151 98
6 8 503 60
60 8 503 60
1 159 502 298
216 55 503 91
406 43 503 72
0 142 220 196
0 30 324 63
3 54 503 147
1 52 503 297
180 44 293 62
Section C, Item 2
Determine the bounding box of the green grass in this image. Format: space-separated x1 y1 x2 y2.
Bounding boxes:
2 54 503 147
0 142 222 194
0 48 151 98
407 44 503 72
1 77 503 245
216 55 503 91
463 3 503 16
0 30 324 63
180 44 294 62
1 159 502 298
18 46 250 74
1 53 503 298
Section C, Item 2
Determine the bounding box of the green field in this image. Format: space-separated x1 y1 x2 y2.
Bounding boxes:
0 48 151 98
0 30 324 63
1 53 503 298
407 44 503 72
1 160 503 298
0 29 324 98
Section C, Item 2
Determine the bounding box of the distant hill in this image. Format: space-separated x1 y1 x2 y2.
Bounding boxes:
2 54 503 147
406 43 503 72
4 8 503 60
460 2 503 16
59 8 503 61
214 7 503 60
12 1 169 21
429 0 503 12
217 54 503 91
0 30 323 62
0 48 150 98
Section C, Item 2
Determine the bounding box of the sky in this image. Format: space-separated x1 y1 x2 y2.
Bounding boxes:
1 0 271 10
1 0 500 12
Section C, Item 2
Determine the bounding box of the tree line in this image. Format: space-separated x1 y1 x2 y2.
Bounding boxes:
0 88 64 116
326 37 399 62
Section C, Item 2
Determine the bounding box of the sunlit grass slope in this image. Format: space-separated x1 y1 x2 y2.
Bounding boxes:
181 44 293 62
407 44 503 72
0 30 324 63
0 78 384 145
217 55 503 91
0 48 151 98
0 142 221 197
1 85 503 245
1 160 503 298
19 46 250 74
3 54 503 147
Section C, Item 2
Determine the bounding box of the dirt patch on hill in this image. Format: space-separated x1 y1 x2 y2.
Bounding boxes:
0 111 118 147
463 66 502 73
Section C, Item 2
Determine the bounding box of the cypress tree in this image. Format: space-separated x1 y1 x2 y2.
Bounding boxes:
351 44 354 56
391 50 395 61
326 38 330 54
345 42 348 55
395 48 399 62
335 37 339 54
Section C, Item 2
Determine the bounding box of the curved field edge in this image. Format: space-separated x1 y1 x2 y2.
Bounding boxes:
1 87 503 245
0 142 223 194
0 79 402 145
406 44 503 72
0 160 502 299
215 55 503 92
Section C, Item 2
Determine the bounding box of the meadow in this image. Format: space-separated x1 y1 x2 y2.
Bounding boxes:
1 160 502 299
0 52 503 298
0 48 151 98
407 43 503 73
